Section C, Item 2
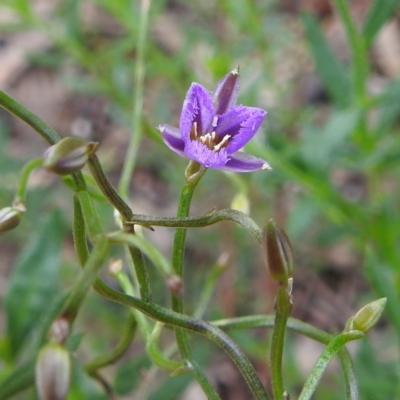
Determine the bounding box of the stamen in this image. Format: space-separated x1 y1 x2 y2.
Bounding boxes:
213 135 231 151
190 122 198 141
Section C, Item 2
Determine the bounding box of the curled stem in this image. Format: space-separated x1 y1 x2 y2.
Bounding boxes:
85 313 137 374
298 331 364 400
15 158 43 204
129 208 262 243
93 278 271 399
88 155 133 221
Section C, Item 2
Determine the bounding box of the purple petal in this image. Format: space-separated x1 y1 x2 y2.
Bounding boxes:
180 83 214 142
159 125 187 158
184 140 228 168
215 106 267 154
212 68 240 114
219 151 271 173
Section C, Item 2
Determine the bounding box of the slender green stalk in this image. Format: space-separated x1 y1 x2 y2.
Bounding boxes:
88 155 133 221
73 194 90 266
93 279 270 399
85 313 137 374
298 331 364 400
113 268 182 372
270 286 291 400
0 90 61 145
118 0 151 198
62 236 109 323
170 165 205 355
15 158 43 203
185 360 222 400
129 208 263 243
333 0 369 103
109 232 172 277
214 315 359 400
77 190 103 239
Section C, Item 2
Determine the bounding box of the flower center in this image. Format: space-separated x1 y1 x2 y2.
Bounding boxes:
190 122 231 152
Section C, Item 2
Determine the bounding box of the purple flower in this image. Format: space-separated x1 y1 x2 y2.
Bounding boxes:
159 69 271 172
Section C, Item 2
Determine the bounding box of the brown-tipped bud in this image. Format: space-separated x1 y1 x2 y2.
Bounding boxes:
262 219 293 284
212 67 240 114
0 207 21 234
43 137 98 175
36 343 71 400
345 298 387 334
49 318 70 344
166 274 183 297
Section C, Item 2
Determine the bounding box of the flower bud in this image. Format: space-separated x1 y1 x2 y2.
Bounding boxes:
345 298 387 334
212 67 240 114
36 342 71 400
43 137 98 175
0 207 21 234
262 219 293 284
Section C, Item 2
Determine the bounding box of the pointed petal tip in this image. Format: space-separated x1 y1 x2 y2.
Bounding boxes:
262 162 272 170
231 66 240 75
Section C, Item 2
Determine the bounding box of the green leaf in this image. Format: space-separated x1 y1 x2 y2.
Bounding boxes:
363 0 400 47
5 211 65 358
302 13 353 108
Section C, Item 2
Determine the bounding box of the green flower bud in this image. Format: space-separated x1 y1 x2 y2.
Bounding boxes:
262 219 293 284
43 137 98 175
0 207 21 234
36 342 71 400
345 298 387 334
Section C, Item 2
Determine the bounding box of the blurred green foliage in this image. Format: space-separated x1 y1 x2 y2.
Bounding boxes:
1 0 400 398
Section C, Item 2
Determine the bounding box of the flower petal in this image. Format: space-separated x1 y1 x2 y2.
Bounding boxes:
215 106 267 154
180 83 214 142
212 68 240 114
184 140 228 168
219 151 271 173
159 125 187 157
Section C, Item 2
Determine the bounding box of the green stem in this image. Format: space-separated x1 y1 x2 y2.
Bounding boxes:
118 0 151 198
171 164 205 356
73 194 90 267
214 315 359 400
62 236 109 323
333 0 368 103
109 231 172 277
88 155 133 221
85 313 137 374
77 190 103 239
15 158 43 203
0 90 61 145
270 286 291 400
93 279 270 399
113 268 182 372
129 208 262 243
298 331 364 400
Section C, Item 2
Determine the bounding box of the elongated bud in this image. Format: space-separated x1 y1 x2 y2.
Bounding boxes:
36 343 71 400
262 219 293 284
212 67 240 114
0 207 22 234
345 298 387 334
43 137 98 175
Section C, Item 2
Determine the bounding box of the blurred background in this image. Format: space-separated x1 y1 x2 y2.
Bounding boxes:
1 0 400 399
